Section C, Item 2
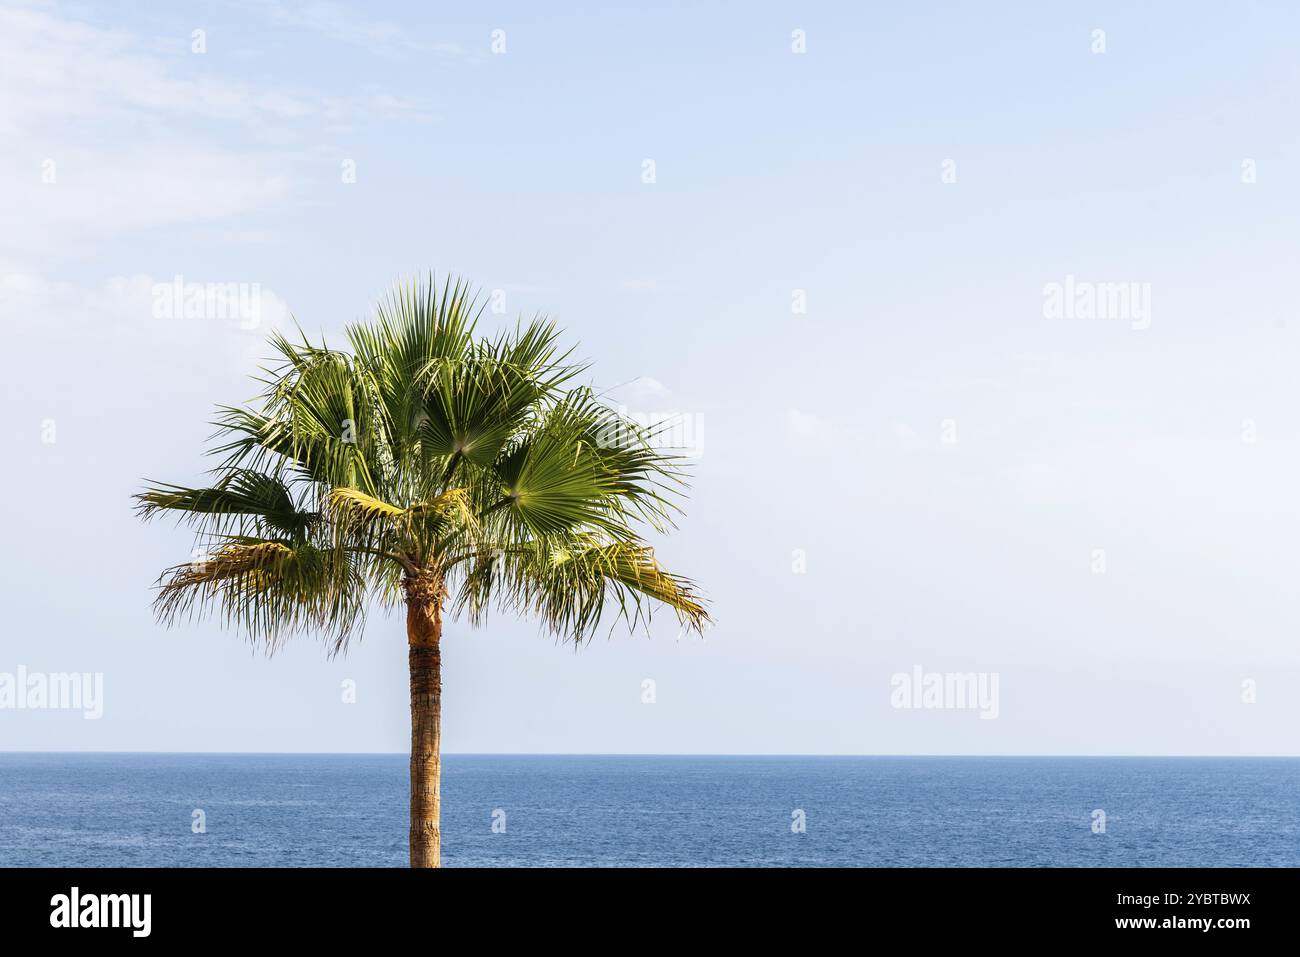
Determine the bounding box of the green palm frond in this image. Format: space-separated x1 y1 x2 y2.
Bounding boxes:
415 487 477 528
136 470 314 539
329 487 407 524
154 537 366 654
454 534 709 642
327 486 477 561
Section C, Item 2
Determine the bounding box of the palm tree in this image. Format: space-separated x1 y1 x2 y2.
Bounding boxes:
135 275 709 867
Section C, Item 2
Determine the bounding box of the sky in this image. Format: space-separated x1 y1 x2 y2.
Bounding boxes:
3 0 1300 755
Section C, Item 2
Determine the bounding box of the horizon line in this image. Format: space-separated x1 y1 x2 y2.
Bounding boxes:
2 750 1298 759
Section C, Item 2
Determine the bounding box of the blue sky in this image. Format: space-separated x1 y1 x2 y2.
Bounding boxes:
3 0 1300 754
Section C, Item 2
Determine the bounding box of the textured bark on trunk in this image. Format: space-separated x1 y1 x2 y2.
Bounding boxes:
406 574 443 868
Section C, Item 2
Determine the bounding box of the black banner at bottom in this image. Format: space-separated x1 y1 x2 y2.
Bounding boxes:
0 867 1283 943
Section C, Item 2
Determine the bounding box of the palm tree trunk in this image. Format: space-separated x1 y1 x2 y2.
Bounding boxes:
406 575 443 868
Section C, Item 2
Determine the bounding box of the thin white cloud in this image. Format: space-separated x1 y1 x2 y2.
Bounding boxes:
246 0 471 58
0 7 316 131
2 234 295 395
0 5 431 254
783 408 859 447
621 377 672 403
6 145 293 247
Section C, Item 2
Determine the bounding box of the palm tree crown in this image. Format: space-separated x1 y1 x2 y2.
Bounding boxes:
136 275 709 652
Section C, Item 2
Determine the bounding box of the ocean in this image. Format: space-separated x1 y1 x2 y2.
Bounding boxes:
0 754 1295 867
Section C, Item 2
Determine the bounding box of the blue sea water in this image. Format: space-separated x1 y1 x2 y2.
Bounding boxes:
0 754 1295 867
